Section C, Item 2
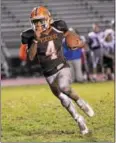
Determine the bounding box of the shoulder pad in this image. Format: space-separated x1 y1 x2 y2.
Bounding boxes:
21 28 34 38
52 20 68 33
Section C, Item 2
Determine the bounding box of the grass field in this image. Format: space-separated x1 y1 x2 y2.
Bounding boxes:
1 81 115 142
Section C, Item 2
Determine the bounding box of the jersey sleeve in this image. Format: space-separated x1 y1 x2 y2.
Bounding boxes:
19 44 27 61
20 28 35 44
52 20 68 33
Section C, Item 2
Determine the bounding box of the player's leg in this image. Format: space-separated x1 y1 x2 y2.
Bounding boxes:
105 57 114 80
73 59 84 82
58 67 94 117
90 50 97 81
59 92 89 135
68 60 75 82
99 48 106 80
46 74 89 135
46 74 80 122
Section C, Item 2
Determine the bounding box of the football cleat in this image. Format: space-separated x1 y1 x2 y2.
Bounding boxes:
77 116 89 135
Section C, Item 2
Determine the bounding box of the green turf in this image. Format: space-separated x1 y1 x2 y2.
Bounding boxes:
1 81 115 142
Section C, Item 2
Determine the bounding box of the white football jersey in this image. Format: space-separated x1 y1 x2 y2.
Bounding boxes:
102 40 114 53
88 31 104 49
102 28 115 54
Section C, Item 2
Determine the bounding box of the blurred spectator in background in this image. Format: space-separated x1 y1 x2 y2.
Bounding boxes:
75 30 91 82
81 40 92 82
63 28 84 83
101 29 115 80
87 23 104 81
105 20 115 41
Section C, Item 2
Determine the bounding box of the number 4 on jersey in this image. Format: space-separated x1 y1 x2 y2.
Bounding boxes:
46 40 58 59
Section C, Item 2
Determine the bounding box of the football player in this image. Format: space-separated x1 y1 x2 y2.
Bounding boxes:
20 6 94 135
88 23 104 81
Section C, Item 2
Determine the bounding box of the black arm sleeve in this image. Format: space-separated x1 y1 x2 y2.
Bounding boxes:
20 29 38 61
21 33 28 44
52 20 68 33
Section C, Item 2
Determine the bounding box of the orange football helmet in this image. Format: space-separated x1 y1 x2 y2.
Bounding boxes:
30 6 53 31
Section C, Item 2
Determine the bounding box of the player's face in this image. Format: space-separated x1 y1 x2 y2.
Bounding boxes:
32 19 45 32
93 25 100 33
30 6 52 32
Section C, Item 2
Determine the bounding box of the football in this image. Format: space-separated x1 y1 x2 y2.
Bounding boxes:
65 32 84 50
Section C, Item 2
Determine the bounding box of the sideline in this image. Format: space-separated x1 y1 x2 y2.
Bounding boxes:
1 77 47 87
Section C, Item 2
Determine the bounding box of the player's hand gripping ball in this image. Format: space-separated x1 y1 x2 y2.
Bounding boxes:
65 32 84 50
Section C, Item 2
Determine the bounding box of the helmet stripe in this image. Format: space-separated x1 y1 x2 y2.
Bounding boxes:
35 7 38 17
